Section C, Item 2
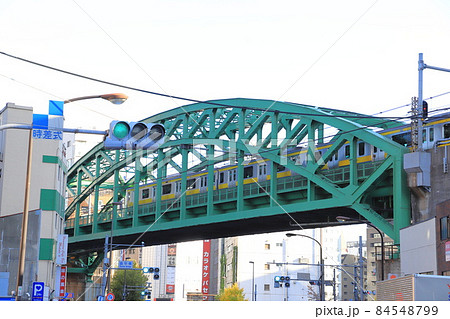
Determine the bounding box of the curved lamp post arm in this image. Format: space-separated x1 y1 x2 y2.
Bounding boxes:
64 93 128 105
286 233 324 301
336 216 385 281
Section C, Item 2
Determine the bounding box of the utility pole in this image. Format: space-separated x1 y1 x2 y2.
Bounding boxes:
358 236 364 301
416 53 450 150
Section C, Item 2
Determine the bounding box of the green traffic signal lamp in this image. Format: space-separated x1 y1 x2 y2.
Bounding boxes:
104 121 165 150
113 121 130 139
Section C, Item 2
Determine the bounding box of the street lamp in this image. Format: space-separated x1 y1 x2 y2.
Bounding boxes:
286 233 324 301
336 216 385 281
64 93 128 105
249 261 255 301
15 93 127 300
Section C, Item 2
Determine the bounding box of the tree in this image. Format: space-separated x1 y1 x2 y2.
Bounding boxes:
216 283 247 301
110 260 148 301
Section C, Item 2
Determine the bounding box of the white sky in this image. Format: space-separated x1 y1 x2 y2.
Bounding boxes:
1 0 450 133
3 2 433 305
1 0 446 239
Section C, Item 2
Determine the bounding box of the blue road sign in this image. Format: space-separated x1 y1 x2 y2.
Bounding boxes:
32 282 45 301
118 260 133 269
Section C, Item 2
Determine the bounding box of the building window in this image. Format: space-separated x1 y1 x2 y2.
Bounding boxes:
264 264 270 270
264 284 270 291
264 243 270 250
440 216 449 240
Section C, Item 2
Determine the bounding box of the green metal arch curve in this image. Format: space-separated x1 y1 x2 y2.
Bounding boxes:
66 98 410 245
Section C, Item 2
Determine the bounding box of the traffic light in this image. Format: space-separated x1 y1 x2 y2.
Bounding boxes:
104 121 165 150
153 267 160 280
422 100 428 119
141 289 152 300
274 276 281 288
142 266 160 280
285 276 291 288
274 275 291 288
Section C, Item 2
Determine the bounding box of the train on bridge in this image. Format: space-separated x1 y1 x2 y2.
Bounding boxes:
125 113 450 208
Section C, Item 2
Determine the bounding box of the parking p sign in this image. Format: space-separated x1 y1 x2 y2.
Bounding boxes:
32 282 45 301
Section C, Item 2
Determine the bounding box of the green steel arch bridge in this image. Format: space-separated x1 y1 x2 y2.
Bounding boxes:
65 98 410 267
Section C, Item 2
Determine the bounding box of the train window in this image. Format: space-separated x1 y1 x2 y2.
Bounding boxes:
162 184 172 195
142 188 150 199
244 166 254 178
187 179 197 189
374 146 378 153
175 181 181 192
219 172 225 183
422 129 426 143
345 145 350 158
392 132 411 147
152 187 156 198
444 124 450 139
334 152 338 161
277 165 286 172
429 127 434 141
358 143 365 156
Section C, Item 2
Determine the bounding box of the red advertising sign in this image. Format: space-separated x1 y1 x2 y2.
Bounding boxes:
59 266 67 298
202 240 211 301
166 284 175 294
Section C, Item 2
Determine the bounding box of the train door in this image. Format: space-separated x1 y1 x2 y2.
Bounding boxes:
258 163 268 182
174 181 182 196
371 145 385 161
217 170 227 189
228 168 237 187
199 175 208 193
151 186 156 200
126 190 134 206
327 151 339 169
422 127 435 149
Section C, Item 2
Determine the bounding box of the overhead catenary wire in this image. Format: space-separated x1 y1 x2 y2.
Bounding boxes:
2 50 446 121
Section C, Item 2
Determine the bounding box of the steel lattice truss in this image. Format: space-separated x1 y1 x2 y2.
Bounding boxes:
65 98 410 252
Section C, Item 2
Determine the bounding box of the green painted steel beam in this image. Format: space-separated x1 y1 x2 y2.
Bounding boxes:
66 98 410 250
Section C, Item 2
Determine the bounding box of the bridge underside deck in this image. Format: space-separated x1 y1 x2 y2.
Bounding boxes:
68 207 359 253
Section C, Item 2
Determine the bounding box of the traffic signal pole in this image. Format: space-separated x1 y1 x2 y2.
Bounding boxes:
417 53 450 151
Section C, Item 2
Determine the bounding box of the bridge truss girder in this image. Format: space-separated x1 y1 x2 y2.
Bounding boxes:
66 98 410 253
